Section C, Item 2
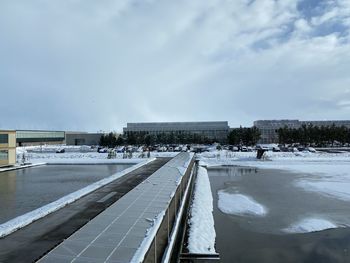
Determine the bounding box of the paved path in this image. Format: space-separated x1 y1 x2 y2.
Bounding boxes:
0 158 170 263
39 153 193 263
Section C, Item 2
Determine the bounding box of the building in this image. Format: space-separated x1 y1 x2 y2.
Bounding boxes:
65 132 104 146
254 119 350 144
302 120 350 128
254 120 301 144
0 130 16 167
16 130 65 146
123 121 230 143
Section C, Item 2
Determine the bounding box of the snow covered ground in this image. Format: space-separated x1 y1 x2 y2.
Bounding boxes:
218 191 267 217
187 166 216 254
16 145 177 165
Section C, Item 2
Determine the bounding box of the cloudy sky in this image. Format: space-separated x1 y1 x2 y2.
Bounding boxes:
1 0 350 132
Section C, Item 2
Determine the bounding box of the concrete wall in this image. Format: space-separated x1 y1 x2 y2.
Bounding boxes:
65 133 104 145
0 130 16 167
16 130 65 146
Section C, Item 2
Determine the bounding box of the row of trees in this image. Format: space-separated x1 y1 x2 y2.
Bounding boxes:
125 131 216 145
99 131 218 147
98 124 350 148
99 132 123 148
228 126 261 146
278 124 350 146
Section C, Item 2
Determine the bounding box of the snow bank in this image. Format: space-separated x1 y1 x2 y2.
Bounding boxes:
218 191 267 217
187 166 216 253
18 148 178 165
198 150 350 166
284 218 338 233
46 158 143 165
0 158 156 238
24 152 146 164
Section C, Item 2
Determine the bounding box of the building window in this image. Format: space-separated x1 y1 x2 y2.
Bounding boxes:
0 150 8 160
0 134 8 144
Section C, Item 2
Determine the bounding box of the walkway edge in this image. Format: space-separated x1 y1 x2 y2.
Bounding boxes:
162 164 195 262
0 158 156 238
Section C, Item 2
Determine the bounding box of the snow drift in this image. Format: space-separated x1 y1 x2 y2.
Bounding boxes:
218 191 267 217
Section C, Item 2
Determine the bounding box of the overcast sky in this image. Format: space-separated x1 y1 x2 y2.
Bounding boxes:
1 0 350 132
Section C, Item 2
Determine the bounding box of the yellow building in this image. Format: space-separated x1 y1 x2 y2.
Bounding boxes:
0 130 16 167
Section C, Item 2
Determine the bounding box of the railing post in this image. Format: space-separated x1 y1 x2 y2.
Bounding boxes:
167 209 170 242
155 235 157 263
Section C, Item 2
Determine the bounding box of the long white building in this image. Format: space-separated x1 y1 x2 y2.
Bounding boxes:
123 121 230 143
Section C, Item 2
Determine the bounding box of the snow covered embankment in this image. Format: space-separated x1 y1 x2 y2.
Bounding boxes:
187 166 216 254
0 158 155 238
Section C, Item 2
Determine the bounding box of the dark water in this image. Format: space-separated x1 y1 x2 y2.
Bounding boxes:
0 164 131 224
209 166 350 263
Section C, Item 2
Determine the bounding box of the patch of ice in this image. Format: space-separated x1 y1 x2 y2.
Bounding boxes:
188 166 216 253
296 179 350 202
249 163 350 202
284 218 338 233
218 191 267 217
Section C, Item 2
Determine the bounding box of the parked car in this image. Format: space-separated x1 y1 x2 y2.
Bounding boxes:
56 148 65 153
97 147 108 153
116 146 125 153
307 147 316 153
272 146 280 152
241 146 248 152
232 146 239 152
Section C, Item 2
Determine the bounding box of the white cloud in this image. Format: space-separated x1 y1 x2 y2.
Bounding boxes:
0 0 349 131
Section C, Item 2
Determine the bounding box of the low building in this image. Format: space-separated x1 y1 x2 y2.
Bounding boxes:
123 121 230 143
254 119 350 144
16 130 65 146
0 130 16 167
65 132 104 146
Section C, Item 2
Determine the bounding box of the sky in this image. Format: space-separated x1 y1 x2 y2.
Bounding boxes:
0 0 350 132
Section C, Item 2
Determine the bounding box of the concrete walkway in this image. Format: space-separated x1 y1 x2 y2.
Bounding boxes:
39 153 193 263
